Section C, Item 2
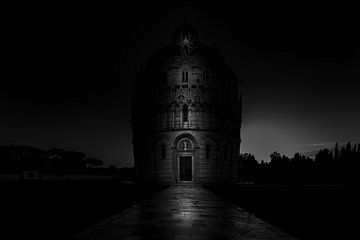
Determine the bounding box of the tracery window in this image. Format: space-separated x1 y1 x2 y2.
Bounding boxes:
183 45 189 55
183 105 188 122
182 70 188 82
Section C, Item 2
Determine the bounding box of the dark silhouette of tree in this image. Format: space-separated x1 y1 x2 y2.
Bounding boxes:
238 153 259 182
346 142 351 153
45 148 86 176
63 151 85 169
0 145 47 180
289 153 314 184
46 148 65 172
270 152 281 163
0 145 15 171
84 158 103 168
268 152 291 184
237 142 358 185
334 143 339 160
107 165 117 175
0 145 128 181
2 141 359 184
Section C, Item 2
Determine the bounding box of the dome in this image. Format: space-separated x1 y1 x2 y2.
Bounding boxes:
172 22 199 46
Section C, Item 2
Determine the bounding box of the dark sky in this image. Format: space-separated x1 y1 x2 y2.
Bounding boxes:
2 1 360 166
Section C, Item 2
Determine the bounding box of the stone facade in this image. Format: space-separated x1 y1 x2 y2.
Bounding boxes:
131 23 242 184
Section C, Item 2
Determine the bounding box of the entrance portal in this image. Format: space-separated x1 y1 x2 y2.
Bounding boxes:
179 156 192 181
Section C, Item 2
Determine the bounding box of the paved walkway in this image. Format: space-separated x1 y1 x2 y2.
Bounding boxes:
70 185 296 240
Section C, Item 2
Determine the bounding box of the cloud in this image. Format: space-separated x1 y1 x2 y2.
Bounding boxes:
297 141 359 158
297 142 338 150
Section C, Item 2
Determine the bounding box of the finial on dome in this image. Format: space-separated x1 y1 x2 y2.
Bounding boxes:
172 21 199 45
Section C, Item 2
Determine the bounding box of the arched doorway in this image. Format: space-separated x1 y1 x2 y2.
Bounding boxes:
177 139 194 182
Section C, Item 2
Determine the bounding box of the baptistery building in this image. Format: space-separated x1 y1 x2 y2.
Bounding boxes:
131 23 242 184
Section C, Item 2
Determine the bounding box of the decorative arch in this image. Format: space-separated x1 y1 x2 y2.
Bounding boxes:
174 133 197 183
174 133 198 148
178 139 193 151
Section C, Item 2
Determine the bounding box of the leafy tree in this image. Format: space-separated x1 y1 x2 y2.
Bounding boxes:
238 153 259 182
62 151 86 170
84 158 103 168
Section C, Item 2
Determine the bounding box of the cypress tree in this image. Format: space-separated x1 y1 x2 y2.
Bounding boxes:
346 142 351 153
334 142 339 160
352 144 357 153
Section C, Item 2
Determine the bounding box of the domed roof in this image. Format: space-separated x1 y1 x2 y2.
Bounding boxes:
172 21 199 45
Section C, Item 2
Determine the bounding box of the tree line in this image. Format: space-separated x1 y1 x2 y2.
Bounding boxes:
0 145 134 180
238 142 359 185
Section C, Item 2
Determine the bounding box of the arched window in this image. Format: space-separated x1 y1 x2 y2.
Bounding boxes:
182 70 188 82
203 71 207 81
183 45 189 56
205 144 210 159
183 105 188 122
178 139 192 151
161 145 166 159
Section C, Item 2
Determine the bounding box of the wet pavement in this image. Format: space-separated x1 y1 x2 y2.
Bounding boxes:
70 185 296 240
